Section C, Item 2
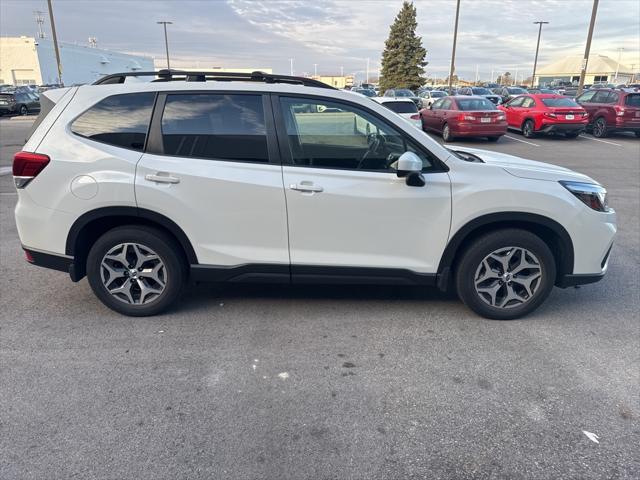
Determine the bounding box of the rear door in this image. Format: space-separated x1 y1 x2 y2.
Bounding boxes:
136 91 289 268
274 95 451 276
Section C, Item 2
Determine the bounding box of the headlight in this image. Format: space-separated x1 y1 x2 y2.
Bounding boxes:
560 181 609 212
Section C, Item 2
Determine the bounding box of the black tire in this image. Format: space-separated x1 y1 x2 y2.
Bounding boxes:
487 136 500 142
565 131 580 138
19 105 28 116
442 123 453 142
455 229 556 320
592 117 608 138
635 131 640 138
86 226 186 316
522 119 535 138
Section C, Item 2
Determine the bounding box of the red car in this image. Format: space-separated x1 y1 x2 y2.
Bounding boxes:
498 94 588 138
575 88 640 138
420 96 507 142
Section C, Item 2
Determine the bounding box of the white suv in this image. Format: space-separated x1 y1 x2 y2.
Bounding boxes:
13 71 616 319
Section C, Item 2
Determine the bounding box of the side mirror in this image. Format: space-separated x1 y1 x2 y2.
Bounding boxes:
396 151 423 182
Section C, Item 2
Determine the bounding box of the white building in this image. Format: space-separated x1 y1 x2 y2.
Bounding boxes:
0 36 154 86
534 54 634 86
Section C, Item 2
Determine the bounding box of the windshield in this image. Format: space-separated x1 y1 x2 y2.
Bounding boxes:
431 91 446 98
456 98 497 111
472 88 491 95
383 101 418 114
508 88 527 94
625 94 640 107
356 89 376 97
395 90 415 97
541 98 579 107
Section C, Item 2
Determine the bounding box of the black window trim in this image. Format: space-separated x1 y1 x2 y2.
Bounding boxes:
270 92 449 174
69 91 158 153
145 90 280 166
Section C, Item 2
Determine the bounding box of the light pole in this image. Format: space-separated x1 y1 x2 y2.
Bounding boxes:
46 0 63 85
614 48 624 81
290 58 294 76
314 64 318 77
448 0 461 95
577 0 599 96
366 58 370 84
532 21 549 88
157 21 172 70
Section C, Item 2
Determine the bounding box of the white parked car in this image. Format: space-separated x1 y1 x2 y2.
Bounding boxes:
14 70 616 319
373 97 422 129
418 89 447 107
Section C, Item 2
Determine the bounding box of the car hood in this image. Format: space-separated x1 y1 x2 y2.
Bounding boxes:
448 146 597 183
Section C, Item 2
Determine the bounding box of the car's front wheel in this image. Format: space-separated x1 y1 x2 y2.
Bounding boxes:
19 105 28 116
86 226 186 316
455 229 556 320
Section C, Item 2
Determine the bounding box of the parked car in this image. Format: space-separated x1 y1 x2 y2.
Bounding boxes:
14 70 615 320
498 94 588 138
0 90 40 116
457 87 502 105
420 96 507 142
373 97 422 128
576 88 640 137
493 86 529 104
383 88 423 108
351 88 377 98
528 88 559 94
418 89 447 108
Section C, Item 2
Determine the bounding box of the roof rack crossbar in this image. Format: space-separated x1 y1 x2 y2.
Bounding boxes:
92 70 336 89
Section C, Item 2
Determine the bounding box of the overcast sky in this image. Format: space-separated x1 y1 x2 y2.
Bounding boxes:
1 0 638 81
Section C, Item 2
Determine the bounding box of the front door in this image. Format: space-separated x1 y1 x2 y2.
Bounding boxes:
136 92 289 268
274 95 451 277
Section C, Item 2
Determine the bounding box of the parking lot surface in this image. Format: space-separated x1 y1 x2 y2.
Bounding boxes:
1 117 638 479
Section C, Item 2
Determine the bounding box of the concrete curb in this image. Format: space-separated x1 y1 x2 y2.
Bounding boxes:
8 115 37 121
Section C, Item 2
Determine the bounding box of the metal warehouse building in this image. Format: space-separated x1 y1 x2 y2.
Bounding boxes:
534 54 634 86
0 36 154 86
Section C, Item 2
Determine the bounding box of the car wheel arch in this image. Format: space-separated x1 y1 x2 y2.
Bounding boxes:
66 206 198 280
436 212 574 290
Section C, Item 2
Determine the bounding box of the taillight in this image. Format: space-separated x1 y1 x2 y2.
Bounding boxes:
544 112 557 118
410 114 420 120
614 106 625 116
13 151 50 189
24 249 34 263
497 113 506 120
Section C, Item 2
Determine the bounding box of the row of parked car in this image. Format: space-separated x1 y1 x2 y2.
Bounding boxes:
0 85 42 116
370 87 640 142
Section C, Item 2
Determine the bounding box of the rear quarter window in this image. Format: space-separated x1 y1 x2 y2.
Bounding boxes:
625 94 640 107
71 92 156 151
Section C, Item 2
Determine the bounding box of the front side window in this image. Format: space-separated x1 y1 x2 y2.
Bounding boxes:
161 94 268 162
71 92 155 151
279 97 433 172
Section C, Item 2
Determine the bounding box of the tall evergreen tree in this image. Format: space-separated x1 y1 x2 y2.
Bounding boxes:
379 1 427 92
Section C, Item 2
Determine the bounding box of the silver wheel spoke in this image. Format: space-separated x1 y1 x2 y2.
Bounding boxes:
475 246 542 310
100 242 167 306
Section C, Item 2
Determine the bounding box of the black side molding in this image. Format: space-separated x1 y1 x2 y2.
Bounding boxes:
556 273 605 288
24 248 73 273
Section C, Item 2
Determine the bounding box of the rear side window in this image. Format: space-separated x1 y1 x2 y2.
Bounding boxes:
161 94 268 162
625 94 640 107
591 91 611 103
71 92 155 151
382 101 418 114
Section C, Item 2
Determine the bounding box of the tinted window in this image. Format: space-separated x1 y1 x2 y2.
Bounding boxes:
382 101 418 114
508 88 527 94
606 92 619 104
521 97 536 108
625 94 640 107
431 91 446 98
279 97 432 171
591 91 611 103
440 99 453 110
471 88 491 95
576 91 596 102
71 93 155 151
161 94 267 162
541 98 579 107
395 90 415 97
456 98 497 110
507 97 525 107
431 99 445 109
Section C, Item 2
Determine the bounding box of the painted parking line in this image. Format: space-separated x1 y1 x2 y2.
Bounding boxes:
579 134 622 147
0 167 12 176
504 135 540 147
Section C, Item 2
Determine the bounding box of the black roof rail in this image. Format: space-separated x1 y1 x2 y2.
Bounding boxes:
92 70 336 89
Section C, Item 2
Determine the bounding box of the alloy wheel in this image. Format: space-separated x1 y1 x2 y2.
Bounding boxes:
20 105 27 115
100 243 167 305
593 118 606 137
523 121 533 137
474 246 542 309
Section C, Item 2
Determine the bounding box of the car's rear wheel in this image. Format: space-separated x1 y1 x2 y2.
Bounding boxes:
86 226 186 316
442 123 453 142
592 117 608 138
455 229 556 320
487 136 500 142
522 120 535 138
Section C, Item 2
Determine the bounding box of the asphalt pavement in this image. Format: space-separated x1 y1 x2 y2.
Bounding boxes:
1 117 638 479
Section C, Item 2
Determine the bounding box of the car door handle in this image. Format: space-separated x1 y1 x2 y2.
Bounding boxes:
145 173 180 184
289 183 323 193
